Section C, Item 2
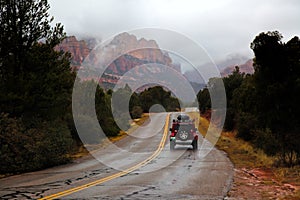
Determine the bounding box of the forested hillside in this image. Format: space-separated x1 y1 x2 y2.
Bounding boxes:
198 31 300 166
0 0 181 174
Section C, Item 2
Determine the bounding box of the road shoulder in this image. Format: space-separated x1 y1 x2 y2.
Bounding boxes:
188 112 300 199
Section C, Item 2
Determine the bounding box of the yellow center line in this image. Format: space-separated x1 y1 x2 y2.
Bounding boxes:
39 113 170 200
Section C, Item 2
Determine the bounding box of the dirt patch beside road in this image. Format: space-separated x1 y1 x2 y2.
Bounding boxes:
219 133 300 199
188 112 300 200
228 167 299 199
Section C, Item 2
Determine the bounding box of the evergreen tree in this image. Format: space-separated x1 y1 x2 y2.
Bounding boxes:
0 0 75 173
139 86 180 112
250 31 300 165
0 0 73 119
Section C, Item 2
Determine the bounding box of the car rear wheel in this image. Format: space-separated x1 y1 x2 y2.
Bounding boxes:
170 140 175 150
192 139 198 150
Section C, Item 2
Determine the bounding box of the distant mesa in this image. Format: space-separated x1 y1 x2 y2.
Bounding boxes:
55 33 186 91
55 33 250 93
56 33 177 71
220 59 254 77
55 36 90 70
108 32 172 66
217 54 250 70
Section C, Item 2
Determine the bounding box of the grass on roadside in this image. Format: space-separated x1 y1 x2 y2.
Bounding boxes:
188 111 300 198
215 131 274 168
71 114 150 158
188 111 274 168
109 113 150 142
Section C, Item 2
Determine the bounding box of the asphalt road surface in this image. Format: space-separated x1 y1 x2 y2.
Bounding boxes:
0 112 233 200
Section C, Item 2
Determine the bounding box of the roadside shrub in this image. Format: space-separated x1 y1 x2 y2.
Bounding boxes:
252 128 279 156
224 108 235 131
100 117 122 137
74 114 103 144
0 113 73 174
0 113 28 173
278 131 300 167
236 112 257 141
131 106 143 119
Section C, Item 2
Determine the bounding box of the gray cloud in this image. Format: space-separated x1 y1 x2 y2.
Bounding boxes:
48 0 300 62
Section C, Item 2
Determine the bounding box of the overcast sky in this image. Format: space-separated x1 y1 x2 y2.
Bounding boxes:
48 0 300 63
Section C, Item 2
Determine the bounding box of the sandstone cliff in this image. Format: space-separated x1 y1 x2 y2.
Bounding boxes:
55 36 91 70
108 32 173 67
221 59 254 77
56 33 181 89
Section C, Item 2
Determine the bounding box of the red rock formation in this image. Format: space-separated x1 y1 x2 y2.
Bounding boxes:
221 59 254 77
55 33 180 89
103 32 174 71
55 36 90 70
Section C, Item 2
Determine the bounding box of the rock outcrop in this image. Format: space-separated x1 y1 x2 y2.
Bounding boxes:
221 59 254 77
55 36 91 70
108 32 173 67
56 33 181 89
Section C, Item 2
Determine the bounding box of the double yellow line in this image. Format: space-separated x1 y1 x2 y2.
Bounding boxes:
40 113 170 200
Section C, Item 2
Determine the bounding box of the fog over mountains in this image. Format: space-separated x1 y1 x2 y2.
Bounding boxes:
56 33 253 93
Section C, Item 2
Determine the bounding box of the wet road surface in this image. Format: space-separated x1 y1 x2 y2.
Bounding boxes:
0 112 233 199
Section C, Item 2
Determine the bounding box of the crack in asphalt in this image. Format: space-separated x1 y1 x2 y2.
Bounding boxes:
0 188 50 199
0 114 234 199
0 167 114 199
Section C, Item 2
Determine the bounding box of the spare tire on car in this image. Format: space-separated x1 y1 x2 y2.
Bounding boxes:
177 114 190 121
178 130 189 141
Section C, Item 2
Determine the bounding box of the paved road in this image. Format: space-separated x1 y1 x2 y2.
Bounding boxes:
0 113 233 200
